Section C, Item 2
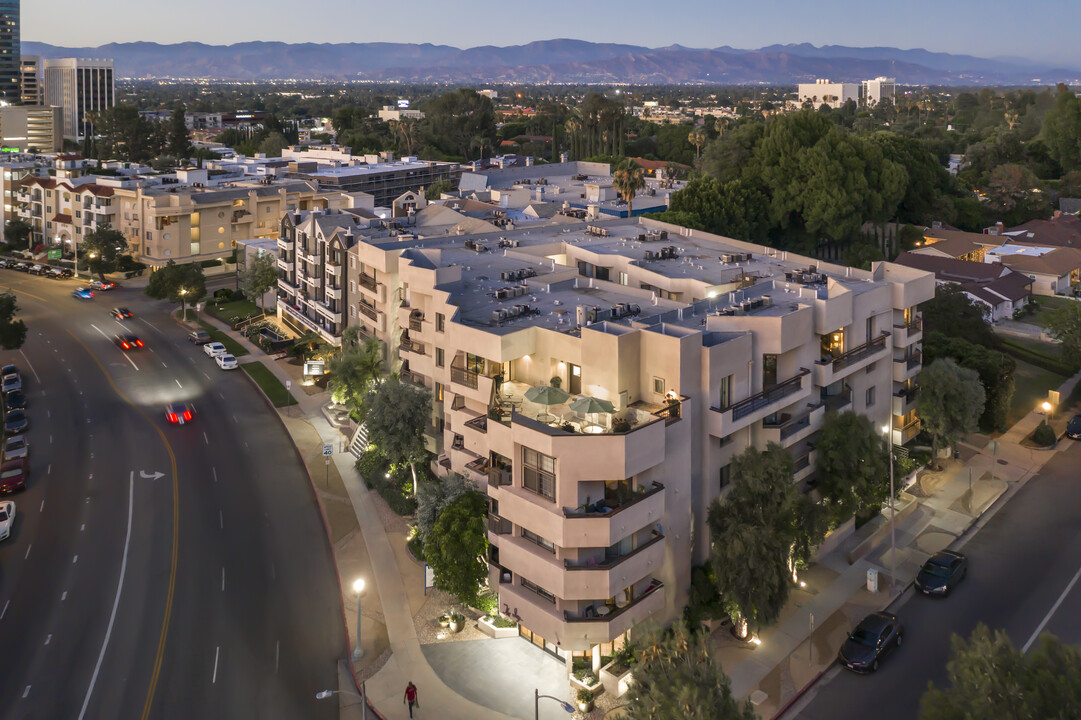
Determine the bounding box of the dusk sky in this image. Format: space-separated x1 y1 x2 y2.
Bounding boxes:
23 0 1081 68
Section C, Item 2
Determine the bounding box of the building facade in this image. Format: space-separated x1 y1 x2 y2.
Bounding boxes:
42 58 114 140
336 216 934 669
0 0 17 105
862 76 896 106
798 79 860 109
19 53 39 105
0 104 61 151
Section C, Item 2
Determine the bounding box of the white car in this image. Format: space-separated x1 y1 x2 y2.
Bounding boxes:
0 500 14 541
215 353 238 370
203 342 227 358
3 435 27 462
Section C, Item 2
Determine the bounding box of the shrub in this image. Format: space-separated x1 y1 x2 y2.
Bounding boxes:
213 288 235 302
576 689 594 703
612 418 632 433
407 531 425 561
474 592 498 616
1031 420 1057 447
200 258 223 268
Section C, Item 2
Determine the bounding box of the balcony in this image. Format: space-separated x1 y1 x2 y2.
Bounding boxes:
464 414 488 433
357 273 377 292
563 579 665 625
488 515 512 535
326 262 341 277
893 385 919 416
277 237 294 251
563 482 665 520
409 313 424 332
709 369 811 438
400 338 425 356
814 332 890 385
358 302 378 321
893 416 921 445
833 332 889 372
487 464 512 488
400 369 426 387
326 285 342 300
893 316 923 347
893 351 922 382
277 277 298 293
821 387 853 413
450 364 479 389
762 408 817 446
277 258 290 272
565 532 664 572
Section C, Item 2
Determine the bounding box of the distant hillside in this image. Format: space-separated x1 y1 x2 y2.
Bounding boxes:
20 39 1081 85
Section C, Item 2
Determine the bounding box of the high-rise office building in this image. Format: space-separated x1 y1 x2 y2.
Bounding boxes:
43 58 114 140
19 54 39 105
0 1 19 105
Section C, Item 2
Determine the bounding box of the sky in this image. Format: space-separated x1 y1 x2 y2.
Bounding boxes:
21 0 1081 68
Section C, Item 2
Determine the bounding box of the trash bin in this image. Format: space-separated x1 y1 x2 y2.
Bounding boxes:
866 568 879 593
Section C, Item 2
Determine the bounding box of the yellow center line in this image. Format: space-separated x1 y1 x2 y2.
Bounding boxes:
1 285 50 304
65 330 179 720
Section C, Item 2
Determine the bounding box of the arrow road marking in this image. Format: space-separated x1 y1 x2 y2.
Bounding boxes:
139 471 165 481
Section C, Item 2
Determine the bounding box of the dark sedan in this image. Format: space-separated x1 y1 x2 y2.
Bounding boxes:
838 611 903 673
4 409 28 435
915 549 968 597
4 389 26 410
1066 415 1081 440
113 334 144 350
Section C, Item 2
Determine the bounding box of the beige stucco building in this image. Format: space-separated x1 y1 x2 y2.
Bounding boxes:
326 215 934 669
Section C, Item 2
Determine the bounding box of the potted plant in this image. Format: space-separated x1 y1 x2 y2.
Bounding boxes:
576 688 595 713
612 417 632 433
561 421 576 433
448 610 465 633
438 613 450 628
550 375 562 389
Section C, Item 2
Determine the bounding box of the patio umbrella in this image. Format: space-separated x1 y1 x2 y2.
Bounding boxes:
568 395 615 432
524 385 569 422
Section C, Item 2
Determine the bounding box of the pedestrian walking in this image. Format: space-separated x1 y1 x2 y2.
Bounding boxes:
403 681 419 718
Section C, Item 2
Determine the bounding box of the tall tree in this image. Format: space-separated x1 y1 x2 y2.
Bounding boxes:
920 624 1081 720
241 252 278 314
624 623 757 720
1044 298 1081 362
923 331 1016 433
423 492 488 606
422 89 496 160
327 337 383 415
920 358 986 468
167 104 193 160
79 225 130 281
921 284 998 348
3 218 31 251
1041 88 1081 172
688 126 708 164
815 411 891 526
144 260 207 318
612 163 646 216
361 376 431 489
416 472 476 543
0 292 27 350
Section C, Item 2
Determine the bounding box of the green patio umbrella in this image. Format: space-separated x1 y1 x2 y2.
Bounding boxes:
524 385 570 406
568 395 615 432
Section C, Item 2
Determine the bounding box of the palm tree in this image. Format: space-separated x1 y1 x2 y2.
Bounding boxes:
612 164 646 217
564 117 582 159
327 337 384 414
688 127 708 164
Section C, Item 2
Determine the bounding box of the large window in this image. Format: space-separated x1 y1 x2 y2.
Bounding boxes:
521 528 555 554
521 577 555 603
523 448 555 501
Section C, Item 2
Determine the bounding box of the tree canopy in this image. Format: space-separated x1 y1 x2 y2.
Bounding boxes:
423 492 488 606
923 330 1016 433
815 410 890 526
242 252 278 314
921 284 998 348
361 376 431 487
416 472 476 543
422 89 497 161
920 358 987 465
0 291 27 350
80 225 130 281
167 104 193 159
327 337 383 415
144 260 207 316
1044 300 1081 363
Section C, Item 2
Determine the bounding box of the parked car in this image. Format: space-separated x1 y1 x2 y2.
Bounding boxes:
203 342 227 358
113 334 144 350
28 264 46 276
0 260 9 269
2 435 27 461
1066 415 1081 440
4 389 26 410
111 307 134 320
1 373 21 393
838 612 903 673
3 409 27 435
165 403 194 425
215 353 238 370
0 499 14 541
47 267 72 279
915 550 968 597
0 458 26 494
11 262 28 272
72 287 95 300
188 329 212 344
1 365 17 382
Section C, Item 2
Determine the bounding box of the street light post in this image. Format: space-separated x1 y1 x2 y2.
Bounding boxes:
352 578 365 661
535 688 574 720
882 417 896 595
316 686 366 720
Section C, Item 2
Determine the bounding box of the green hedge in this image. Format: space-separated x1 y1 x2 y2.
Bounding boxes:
998 337 1077 377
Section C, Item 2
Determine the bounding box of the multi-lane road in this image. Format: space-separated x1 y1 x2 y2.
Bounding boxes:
788 440 1081 719
0 272 346 719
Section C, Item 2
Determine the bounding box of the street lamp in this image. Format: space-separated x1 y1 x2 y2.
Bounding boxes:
882 419 896 595
316 687 366 720
535 689 574 720
352 578 365 661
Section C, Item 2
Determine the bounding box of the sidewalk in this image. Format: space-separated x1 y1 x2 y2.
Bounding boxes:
732 369 1081 719
195 312 517 720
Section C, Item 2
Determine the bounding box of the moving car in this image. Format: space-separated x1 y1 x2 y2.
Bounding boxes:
215 353 238 370
1066 415 1081 440
72 287 95 300
0 500 13 541
4 389 26 410
4 409 28 434
165 403 194 425
90 280 116 291
113 334 144 350
1 372 21 393
838 612 903 673
111 307 134 320
0 458 27 494
915 550 968 597
203 342 227 358
2 435 27 461
188 329 211 344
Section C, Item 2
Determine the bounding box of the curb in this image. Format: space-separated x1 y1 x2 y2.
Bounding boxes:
769 666 829 720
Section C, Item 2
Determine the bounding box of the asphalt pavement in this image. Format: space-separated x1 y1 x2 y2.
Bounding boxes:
788 439 1081 720
0 273 345 719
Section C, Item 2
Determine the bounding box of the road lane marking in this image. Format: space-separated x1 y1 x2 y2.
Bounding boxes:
61 592 67 601
232 414 238 424
73 555 78 564
78 472 135 720
140 318 159 332
49 434 53 444
219 510 223 530
47 410 50 418
22 686 30 698
212 646 220 684
1023 563 1081 652
47 464 50 475
212 467 217 483
221 567 225 592
275 641 280 673
0 599 8 619
161 361 167 368
19 350 41 383
24 544 31 559
203 371 211 380
218 392 225 400
39 500 44 512
45 634 51 645
175 379 183 389
80 524 85 531
203 431 208 445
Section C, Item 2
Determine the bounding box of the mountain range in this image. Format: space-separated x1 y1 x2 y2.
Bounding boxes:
21 39 1081 85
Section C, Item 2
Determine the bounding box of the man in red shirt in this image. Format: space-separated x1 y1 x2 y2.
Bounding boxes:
403 681 419 718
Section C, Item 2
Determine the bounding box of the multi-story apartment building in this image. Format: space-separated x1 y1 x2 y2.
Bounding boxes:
0 158 37 241
282 147 461 207
798 79 860 109
42 58 114 141
339 216 934 669
19 54 40 105
862 76 896 106
0 0 18 105
0 104 62 151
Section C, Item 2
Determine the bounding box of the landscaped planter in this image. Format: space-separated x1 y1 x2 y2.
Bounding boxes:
600 660 633 698
477 615 518 639
570 673 604 698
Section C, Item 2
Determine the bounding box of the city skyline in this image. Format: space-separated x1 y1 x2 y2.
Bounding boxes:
21 0 1081 69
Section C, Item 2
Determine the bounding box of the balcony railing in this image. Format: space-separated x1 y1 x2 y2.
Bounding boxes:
464 415 488 433
488 515 512 535
409 314 424 331
563 482 664 518
450 364 479 389
400 369 426 386
763 412 812 440
487 465 512 488
399 339 425 355
895 385 919 402
466 456 489 475
723 369 809 421
822 387 852 413
563 579 664 623
357 274 377 292
564 532 664 571
358 302 378 321
831 333 889 372
651 399 682 425
906 351 922 369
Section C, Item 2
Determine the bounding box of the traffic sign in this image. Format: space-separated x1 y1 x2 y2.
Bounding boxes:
322 444 333 457
47 248 62 260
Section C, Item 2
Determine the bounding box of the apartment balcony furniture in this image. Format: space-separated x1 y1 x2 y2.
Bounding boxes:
563 579 665 624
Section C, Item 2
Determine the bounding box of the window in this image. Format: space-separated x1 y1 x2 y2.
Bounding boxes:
617 271 628 286
866 315 875 342
719 464 731 490
865 386 876 407
436 313 445 332
522 448 555 501
718 374 732 409
521 528 555 554
521 577 555 603
349 280 356 293
350 305 357 318
435 348 444 368
652 377 665 395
